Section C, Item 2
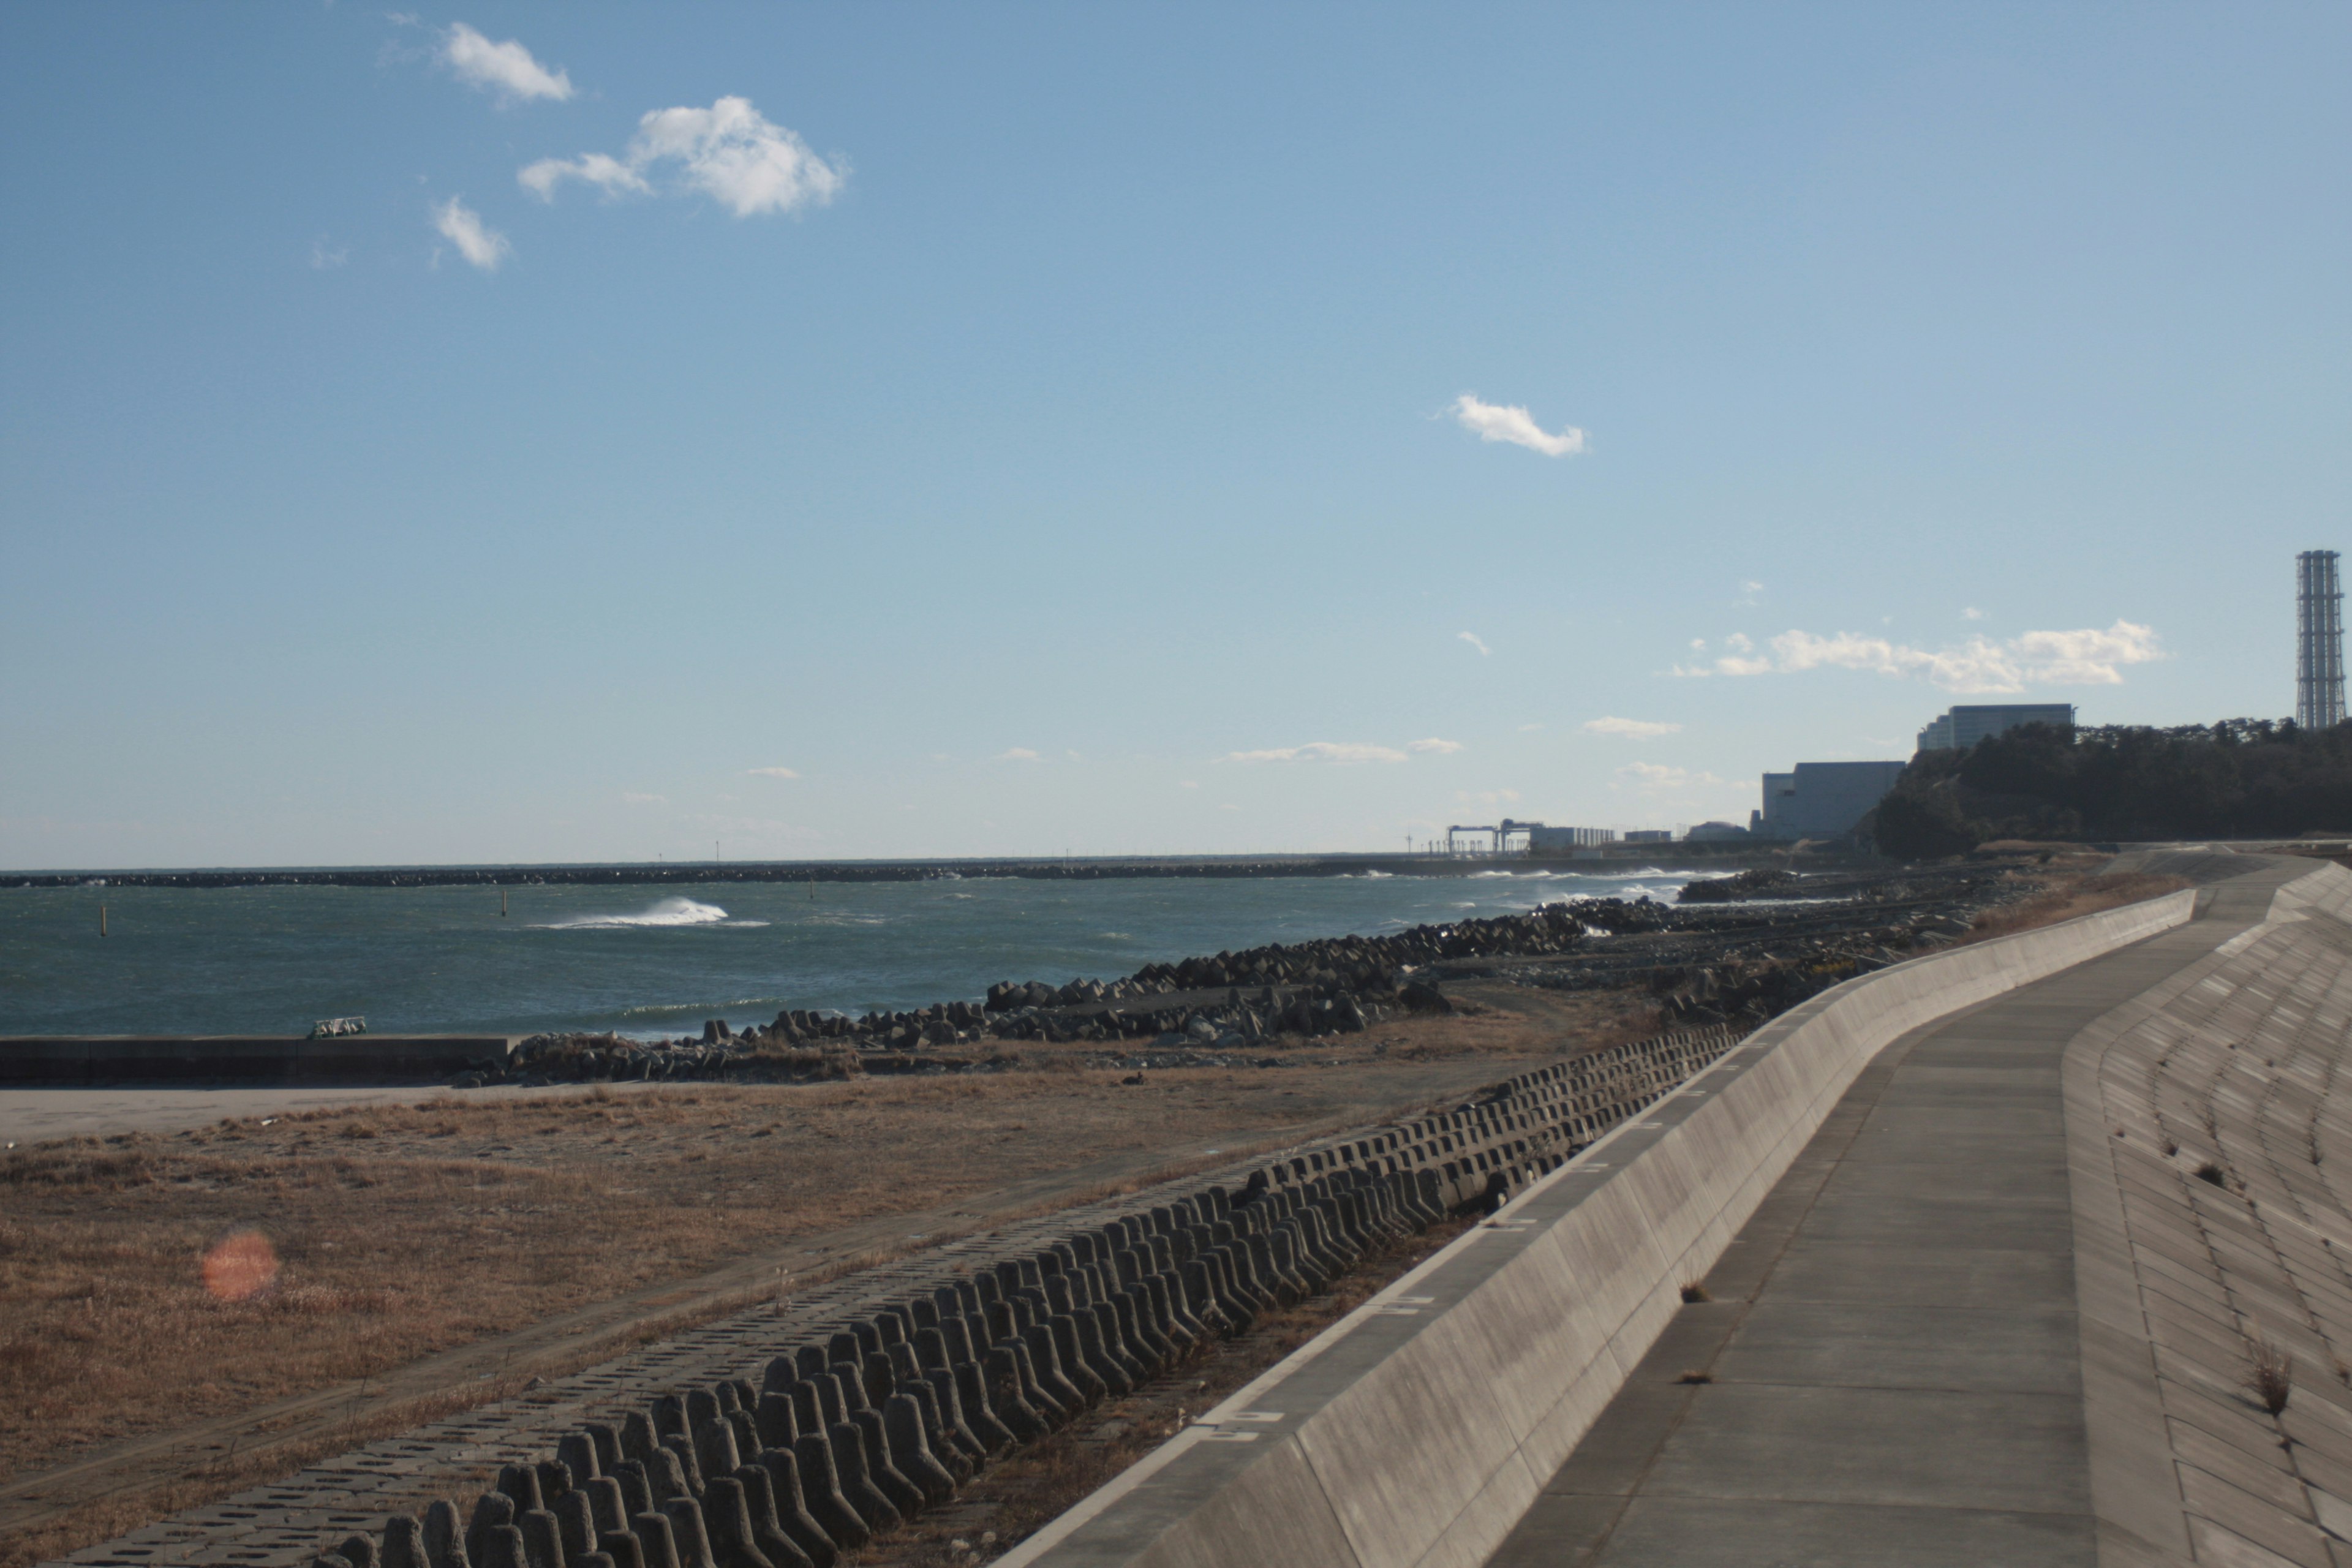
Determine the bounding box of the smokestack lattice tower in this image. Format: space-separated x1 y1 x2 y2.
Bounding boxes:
2298 550 2345 730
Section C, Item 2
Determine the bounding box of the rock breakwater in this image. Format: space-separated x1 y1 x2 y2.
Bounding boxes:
467 869 2027 1089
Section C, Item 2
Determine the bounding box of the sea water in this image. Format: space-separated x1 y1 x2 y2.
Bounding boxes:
0 869 1687 1038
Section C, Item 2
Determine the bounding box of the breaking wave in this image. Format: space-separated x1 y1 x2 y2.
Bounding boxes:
541 897 758 930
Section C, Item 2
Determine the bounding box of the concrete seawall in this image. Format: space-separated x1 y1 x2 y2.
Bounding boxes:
1003 888 2201 1568
0 1036 512 1085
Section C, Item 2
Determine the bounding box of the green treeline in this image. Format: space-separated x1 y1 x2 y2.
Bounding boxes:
1873 720 2352 858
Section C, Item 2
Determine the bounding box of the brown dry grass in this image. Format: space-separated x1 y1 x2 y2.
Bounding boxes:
1958 870 2189 946
0 1001 1587 1515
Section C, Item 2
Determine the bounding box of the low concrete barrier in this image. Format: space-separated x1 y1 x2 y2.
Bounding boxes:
0 1035 513 1085
1005 886 2200 1568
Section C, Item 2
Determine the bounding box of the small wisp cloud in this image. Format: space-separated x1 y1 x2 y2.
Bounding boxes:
1458 631 1491 657
1616 762 1724 791
1220 739 1461 764
746 766 800 779
432 197 510 271
1452 394 1585 458
1584 717 1683 738
1673 620 2162 695
442 23 573 104
522 97 844 217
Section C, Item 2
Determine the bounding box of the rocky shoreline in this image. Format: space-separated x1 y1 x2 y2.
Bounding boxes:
471 861 2032 1088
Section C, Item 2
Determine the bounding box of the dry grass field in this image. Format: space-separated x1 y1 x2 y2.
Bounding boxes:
1959 869 2190 944
0 989 1654 1536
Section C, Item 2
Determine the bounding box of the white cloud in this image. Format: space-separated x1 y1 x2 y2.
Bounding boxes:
519 153 652 201
432 197 510 271
527 96 843 218
1584 717 1683 738
746 766 799 779
1220 742 1409 764
995 747 1040 762
1458 631 1491 657
1518 722 1544 733
442 23 573 103
1962 606 1986 620
1672 620 2161 695
1736 580 1763 606
1179 780 1200 789
620 791 666 805
1616 762 1725 791
1406 738 1464 755
1451 394 1585 458
309 237 349 270
1455 788 1523 806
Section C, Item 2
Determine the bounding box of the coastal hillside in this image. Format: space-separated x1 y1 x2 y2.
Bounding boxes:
1873 718 2352 856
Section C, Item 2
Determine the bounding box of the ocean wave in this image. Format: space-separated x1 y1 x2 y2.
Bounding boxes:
540 897 736 930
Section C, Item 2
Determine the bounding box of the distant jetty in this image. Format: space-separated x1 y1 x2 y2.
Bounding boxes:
0 848 1796 892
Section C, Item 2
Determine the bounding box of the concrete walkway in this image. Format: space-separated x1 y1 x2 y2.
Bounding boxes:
1487 862 2308 1567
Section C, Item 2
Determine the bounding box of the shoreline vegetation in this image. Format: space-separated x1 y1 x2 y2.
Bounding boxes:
1875 717 2352 857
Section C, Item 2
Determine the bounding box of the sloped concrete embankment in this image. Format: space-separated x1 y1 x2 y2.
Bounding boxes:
1003 888 2201 1568
2068 860 2352 1566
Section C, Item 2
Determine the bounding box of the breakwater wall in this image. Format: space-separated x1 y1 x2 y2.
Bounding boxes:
1000 886 2201 1568
7 856 1466 892
0 1036 511 1086
296 1024 1743 1568
1 845 1828 894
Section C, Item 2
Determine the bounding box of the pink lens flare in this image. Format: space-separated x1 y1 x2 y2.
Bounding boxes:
202 1230 279 1302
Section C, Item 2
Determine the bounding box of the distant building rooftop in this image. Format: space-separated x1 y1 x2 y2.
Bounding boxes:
1917 703 2076 754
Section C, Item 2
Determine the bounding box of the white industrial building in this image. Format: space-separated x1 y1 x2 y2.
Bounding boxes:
1916 703 2076 753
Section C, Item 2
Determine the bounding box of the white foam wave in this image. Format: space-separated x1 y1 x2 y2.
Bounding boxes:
542 897 734 930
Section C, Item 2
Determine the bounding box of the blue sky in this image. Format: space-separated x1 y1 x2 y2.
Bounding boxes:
2 3 2346 869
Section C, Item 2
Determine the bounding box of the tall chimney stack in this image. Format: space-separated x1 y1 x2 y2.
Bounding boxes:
2297 550 2345 729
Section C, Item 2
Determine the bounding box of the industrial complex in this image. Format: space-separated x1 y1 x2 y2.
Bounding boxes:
1471 551 2342 855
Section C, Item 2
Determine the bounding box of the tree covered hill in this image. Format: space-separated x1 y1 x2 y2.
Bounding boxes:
1872 719 2352 858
